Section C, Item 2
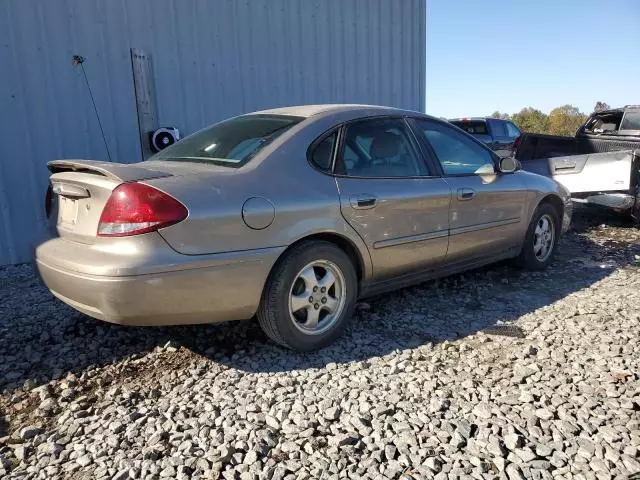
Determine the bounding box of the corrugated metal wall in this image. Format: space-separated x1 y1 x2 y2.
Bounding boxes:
0 0 426 265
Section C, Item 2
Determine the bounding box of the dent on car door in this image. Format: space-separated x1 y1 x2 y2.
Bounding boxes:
330 117 451 280
410 118 528 263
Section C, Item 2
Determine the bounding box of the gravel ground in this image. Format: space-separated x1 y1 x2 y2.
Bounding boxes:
1 207 639 480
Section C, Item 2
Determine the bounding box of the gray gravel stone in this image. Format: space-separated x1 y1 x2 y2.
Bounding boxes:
13 444 27 462
76 454 92 467
504 434 524 451
506 463 525 480
424 457 442 473
38 398 56 413
324 406 341 421
621 455 640 473
534 444 552 457
112 469 131 480
534 408 554 420
19 425 43 440
0 211 638 480
472 402 493 420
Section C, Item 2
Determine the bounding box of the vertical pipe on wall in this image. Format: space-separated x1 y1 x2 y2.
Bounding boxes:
130 48 158 160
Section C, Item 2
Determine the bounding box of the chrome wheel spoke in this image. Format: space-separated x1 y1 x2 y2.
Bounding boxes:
540 217 549 232
290 293 310 314
540 244 547 257
535 223 543 236
298 266 319 291
324 296 339 313
304 307 320 329
533 235 542 252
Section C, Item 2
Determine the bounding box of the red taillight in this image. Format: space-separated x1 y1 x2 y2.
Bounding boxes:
97 183 187 237
513 135 522 152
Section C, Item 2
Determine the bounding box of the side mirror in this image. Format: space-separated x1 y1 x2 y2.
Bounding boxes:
498 156 518 173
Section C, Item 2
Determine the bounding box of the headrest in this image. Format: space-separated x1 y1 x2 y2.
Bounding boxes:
370 132 401 159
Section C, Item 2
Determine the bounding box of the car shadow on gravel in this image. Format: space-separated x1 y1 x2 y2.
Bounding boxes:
0 208 638 393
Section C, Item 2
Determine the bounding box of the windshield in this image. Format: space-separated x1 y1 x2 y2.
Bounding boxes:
150 114 303 166
450 120 488 135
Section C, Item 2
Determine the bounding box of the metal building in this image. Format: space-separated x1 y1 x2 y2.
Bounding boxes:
0 0 427 266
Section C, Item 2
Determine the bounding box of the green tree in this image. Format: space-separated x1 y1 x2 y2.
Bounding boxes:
593 101 611 112
511 107 548 133
490 111 510 120
547 105 587 136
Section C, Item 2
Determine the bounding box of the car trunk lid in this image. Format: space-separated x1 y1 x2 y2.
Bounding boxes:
48 159 176 243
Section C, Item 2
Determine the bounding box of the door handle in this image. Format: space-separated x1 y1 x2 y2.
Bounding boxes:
457 188 476 201
554 163 576 170
350 195 377 209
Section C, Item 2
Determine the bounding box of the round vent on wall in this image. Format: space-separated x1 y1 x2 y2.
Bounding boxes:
151 127 180 152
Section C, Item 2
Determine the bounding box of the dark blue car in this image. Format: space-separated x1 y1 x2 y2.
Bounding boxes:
449 117 521 158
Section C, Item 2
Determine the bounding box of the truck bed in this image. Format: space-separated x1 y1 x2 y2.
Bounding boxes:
515 133 640 162
515 134 639 217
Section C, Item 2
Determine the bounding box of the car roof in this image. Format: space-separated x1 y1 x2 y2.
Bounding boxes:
449 117 500 122
592 105 640 115
253 104 419 118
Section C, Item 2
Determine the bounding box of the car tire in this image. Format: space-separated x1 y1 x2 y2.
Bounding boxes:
515 203 560 270
257 240 358 351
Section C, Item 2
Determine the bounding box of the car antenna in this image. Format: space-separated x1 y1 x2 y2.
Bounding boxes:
72 55 113 162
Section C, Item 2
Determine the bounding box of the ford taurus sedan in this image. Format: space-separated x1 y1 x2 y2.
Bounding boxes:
36 105 572 351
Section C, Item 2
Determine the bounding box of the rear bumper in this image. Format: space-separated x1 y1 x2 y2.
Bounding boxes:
35 236 284 326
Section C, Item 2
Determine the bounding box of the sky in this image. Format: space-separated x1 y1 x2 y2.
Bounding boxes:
426 0 640 119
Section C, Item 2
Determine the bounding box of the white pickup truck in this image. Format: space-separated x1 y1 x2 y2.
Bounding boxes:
514 105 640 222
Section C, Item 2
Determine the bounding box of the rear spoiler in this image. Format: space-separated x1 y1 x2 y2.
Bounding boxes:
48 159 172 183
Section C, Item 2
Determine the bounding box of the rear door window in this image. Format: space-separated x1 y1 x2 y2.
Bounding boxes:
309 133 337 171
450 120 488 135
337 118 430 177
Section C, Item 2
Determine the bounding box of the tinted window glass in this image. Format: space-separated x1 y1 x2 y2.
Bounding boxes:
450 120 488 135
489 120 507 137
338 118 429 177
415 120 495 175
342 144 360 172
505 122 521 138
310 133 336 171
620 112 640 131
151 115 302 167
583 112 623 133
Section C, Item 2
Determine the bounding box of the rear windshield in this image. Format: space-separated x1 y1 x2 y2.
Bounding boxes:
583 111 623 133
150 114 302 166
450 120 488 135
